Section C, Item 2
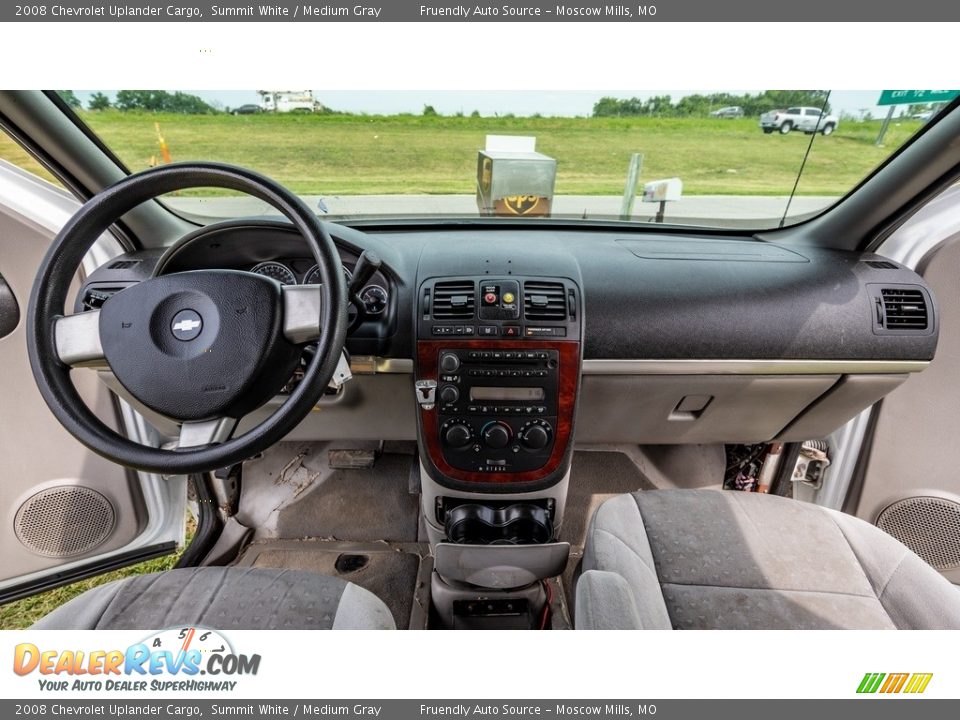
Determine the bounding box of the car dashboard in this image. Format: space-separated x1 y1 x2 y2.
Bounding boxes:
76 217 938 494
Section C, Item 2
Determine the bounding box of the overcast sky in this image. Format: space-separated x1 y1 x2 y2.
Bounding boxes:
75 90 914 117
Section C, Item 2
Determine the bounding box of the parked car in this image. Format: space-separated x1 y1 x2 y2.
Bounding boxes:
710 105 744 118
230 103 263 115
760 106 838 135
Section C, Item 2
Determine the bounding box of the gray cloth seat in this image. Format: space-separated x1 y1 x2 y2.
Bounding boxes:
32 566 395 630
576 489 960 630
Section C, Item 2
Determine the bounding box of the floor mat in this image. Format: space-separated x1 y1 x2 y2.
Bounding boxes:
275 452 420 542
559 451 655 622
237 540 426 629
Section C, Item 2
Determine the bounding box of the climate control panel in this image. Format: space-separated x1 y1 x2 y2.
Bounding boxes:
434 348 560 474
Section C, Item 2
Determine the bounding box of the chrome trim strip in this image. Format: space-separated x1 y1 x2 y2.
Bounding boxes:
54 310 106 368
346 358 926 375
281 284 322 344
581 359 928 375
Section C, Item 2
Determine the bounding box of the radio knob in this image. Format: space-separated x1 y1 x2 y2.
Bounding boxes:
444 423 472 448
439 353 460 373
439 385 460 405
482 421 512 449
521 424 551 450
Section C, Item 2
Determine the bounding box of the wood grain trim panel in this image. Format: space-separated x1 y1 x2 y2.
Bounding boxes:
416 339 580 484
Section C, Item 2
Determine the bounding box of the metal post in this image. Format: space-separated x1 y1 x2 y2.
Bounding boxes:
619 153 644 220
655 201 666 223
875 105 895 146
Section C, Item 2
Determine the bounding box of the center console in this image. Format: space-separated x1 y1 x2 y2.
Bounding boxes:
414 275 582 628
416 277 582 489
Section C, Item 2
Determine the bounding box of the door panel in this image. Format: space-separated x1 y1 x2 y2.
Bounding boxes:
853 232 960 582
0 159 183 597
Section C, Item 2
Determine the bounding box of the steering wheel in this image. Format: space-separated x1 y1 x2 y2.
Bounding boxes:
27 162 349 474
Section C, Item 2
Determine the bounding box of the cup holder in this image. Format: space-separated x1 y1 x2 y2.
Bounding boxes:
444 503 554 545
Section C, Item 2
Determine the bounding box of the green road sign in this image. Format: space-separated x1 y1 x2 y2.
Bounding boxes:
878 90 960 106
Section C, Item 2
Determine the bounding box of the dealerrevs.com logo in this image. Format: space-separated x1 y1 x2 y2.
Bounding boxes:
13 627 261 692
857 673 933 694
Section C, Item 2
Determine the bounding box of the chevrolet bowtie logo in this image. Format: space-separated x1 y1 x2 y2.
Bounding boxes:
173 319 201 333
171 310 203 341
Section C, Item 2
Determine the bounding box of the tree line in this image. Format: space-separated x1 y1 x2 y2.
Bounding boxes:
592 91 832 118
58 90 218 114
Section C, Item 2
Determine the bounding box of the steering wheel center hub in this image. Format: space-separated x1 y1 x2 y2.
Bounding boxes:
99 270 301 422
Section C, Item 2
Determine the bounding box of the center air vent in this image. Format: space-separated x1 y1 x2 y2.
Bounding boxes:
878 287 929 331
524 281 567 321
432 281 475 320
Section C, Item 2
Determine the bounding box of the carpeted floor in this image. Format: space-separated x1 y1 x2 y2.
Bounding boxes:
275 452 421 542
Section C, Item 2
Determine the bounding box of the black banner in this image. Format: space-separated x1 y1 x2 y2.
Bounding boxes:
4 0 960 22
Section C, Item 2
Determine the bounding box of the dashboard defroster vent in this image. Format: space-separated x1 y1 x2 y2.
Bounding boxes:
432 281 475 320
879 288 928 331
523 281 567 321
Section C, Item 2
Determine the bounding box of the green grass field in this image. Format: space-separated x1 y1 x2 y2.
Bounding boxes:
0 518 194 629
0 111 924 197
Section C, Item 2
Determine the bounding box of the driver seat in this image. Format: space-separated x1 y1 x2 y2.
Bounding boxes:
576 490 960 630
31 567 395 630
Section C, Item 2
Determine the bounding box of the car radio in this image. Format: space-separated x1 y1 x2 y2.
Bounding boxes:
434 348 559 473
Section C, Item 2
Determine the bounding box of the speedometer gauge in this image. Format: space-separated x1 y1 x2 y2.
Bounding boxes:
303 264 353 285
250 261 297 285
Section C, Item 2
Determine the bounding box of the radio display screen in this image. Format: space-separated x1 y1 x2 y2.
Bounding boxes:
470 387 545 402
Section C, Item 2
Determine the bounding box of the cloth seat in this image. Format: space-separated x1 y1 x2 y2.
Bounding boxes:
576 489 960 630
31 566 395 630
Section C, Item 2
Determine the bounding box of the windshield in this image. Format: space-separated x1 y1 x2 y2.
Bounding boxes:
60 89 948 229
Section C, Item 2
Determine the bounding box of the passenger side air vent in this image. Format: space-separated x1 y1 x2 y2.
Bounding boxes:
870 286 929 332
880 288 928 330
523 281 567 321
432 281 475 320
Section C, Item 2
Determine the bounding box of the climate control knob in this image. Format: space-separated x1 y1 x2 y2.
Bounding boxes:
439 353 460 373
439 385 460 405
521 423 551 450
482 421 513 449
443 423 473 448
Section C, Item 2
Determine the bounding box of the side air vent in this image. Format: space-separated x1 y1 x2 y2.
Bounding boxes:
432 281 475 320
865 260 898 270
524 281 567 321
879 288 928 330
108 259 141 270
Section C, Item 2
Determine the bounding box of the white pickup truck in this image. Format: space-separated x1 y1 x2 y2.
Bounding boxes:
760 106 838 135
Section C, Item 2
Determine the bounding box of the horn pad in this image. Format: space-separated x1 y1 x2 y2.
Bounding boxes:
98 270 302 421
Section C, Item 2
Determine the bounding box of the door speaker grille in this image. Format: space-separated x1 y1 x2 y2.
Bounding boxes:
876 496 960 571
14 486 115 557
